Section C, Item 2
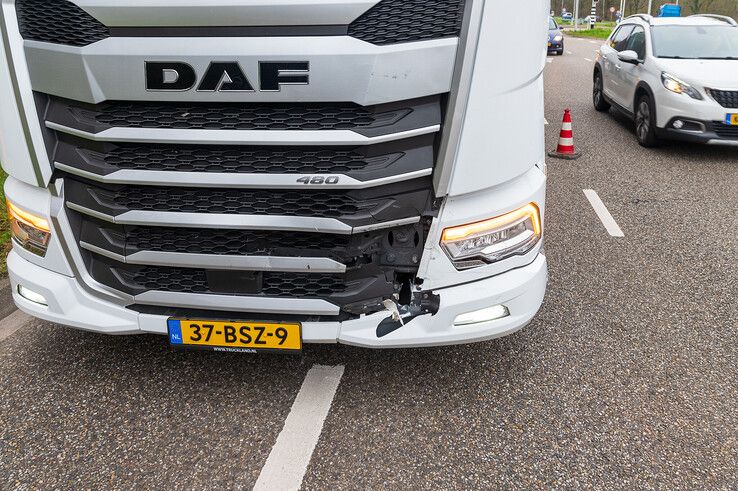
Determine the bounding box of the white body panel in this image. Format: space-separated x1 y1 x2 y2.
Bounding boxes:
441 0 549 196
2 0 550 347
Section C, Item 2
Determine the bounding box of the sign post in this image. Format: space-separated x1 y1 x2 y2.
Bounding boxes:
590 0 598 29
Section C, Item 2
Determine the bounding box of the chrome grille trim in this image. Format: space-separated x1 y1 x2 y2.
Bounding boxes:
54 162 432 189
66 202 355 233
134 291 340 315
79 241 347 273
46 121 442 146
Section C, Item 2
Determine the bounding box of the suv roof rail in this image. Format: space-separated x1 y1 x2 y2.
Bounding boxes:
688 14 738 26
625 14 653 25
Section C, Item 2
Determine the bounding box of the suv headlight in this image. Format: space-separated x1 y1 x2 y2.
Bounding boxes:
553 35 563 42
441 203 542 270
6 200 51 256
661 73 703 100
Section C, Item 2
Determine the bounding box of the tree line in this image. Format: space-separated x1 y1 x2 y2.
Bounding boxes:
559 0 738 19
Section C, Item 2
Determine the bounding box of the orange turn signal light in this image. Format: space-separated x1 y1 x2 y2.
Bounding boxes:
441 203 541 243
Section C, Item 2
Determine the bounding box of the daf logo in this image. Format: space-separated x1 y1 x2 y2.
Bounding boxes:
145 61 309 92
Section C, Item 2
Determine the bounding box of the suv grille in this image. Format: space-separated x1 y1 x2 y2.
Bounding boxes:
16 0 110 47
712 122 738 139
709 90 738 108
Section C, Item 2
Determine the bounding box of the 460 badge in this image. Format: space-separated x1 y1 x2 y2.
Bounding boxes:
296 175 340 185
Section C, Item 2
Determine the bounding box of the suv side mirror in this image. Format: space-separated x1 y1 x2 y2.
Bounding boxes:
617 50 641 64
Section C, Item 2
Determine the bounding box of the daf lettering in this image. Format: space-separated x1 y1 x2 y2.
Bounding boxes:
145 61 310 92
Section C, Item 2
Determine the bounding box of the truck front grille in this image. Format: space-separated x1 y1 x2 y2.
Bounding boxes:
64 177 432 224
16 2 465 318
104 263 350 297
709 89 738 108
348 0 466 45
16 0 109 47
17 0 466 47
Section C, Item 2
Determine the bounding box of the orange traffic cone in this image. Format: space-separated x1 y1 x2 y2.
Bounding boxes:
548 109 581 160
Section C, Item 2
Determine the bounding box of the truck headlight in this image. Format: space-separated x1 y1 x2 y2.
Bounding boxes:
441 203 542 270
6 200 51 256
661 73 703 100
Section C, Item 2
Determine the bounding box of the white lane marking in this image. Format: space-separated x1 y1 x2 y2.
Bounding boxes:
546 58 553 63
589 40 600 45
544 118 549 125
583 190 625 237
0 309 33 342
566 51 573 55
584 57 594 62
254 365 345 491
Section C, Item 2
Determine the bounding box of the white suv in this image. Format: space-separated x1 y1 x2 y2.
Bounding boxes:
593 14 738 147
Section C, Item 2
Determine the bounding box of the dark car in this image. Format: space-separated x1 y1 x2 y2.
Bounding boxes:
548 17 564 55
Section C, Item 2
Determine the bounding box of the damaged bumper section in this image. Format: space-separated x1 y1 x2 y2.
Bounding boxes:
9 249 546 348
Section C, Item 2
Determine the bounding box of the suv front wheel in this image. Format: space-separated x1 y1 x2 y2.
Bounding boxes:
593 70 611 112
635 94 659 147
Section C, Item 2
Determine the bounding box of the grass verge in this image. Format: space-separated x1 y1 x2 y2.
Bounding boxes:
0 169 10 276
567 28 613 39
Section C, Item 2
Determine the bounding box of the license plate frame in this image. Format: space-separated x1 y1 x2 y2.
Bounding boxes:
167 318 302 354
726 114 738 126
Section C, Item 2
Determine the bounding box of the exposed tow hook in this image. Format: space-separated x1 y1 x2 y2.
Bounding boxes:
382 299 405 326
376 297 436 339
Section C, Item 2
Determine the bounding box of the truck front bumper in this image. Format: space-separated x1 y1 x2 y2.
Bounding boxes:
9 250 547 348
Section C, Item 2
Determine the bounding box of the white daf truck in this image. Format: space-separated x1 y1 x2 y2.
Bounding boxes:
1 0 548 352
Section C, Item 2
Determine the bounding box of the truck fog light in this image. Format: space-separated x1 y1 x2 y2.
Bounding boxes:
673 119 684 129
18 285 48 306
441 203 542 270
6 200 51 257
454 305 510 326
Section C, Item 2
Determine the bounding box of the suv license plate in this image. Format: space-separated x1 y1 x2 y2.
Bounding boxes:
726 114 738 126
168 319 302 354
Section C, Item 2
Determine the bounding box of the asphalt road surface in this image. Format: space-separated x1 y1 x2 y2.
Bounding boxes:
2 36 737 489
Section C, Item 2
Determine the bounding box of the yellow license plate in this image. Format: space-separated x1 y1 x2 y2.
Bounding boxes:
168 319 302 353
548 42 552 47
727 114 738 126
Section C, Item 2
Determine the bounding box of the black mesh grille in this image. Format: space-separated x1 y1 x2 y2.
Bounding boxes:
712 122 738 139
98 145 388 174
16 0 110 47
92 102 378 130
349 0 466 45
709 90 738 108
119 267 348 297
127 228 350 255
109 186 365 217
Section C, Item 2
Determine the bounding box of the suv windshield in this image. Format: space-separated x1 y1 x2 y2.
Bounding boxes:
652 25 738 59
549 18 558 30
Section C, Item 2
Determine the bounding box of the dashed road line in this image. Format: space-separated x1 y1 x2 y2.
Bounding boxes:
584 57 593 62
0 309 33 343
566 51 573 55
544 118 549 125
546 58 553 63
254 365 345 491
583 190 625 237
589 40 600 45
